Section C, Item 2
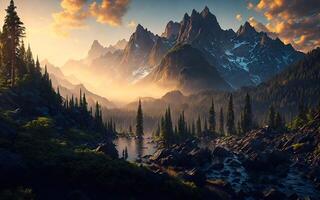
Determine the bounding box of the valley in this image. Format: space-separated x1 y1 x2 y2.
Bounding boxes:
0 1 319 200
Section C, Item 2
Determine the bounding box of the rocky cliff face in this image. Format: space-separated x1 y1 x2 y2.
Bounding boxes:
162 21 181 40
144 44 232 93
120 24 157 74
174 7 304 88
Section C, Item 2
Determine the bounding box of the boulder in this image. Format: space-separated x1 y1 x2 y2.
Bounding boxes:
182 168 206 185
243 150 289 172
212 146 232 158
96 143 118 159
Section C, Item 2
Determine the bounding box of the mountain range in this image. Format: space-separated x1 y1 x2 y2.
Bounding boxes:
60 6 306 98
41 60 115 109
125 48 320 124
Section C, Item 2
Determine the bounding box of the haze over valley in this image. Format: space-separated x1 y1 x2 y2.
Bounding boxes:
0 1 319 199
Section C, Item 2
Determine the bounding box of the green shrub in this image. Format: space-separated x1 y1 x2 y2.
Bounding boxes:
292 143 305 150
24 117 54 132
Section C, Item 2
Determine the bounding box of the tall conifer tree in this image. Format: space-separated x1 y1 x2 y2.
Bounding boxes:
209 99 216 133
135 99 144 138
2 0 25 86
219 108 224 135
241 93 252 133
227 94 236 135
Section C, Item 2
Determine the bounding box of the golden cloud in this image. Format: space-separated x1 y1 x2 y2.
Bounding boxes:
248 17 277 38
90 0 130 26
127 20 137 28
52 0 88 37
247 2 254 10
236 14 243 21
254 0 320 52
52 0 131 37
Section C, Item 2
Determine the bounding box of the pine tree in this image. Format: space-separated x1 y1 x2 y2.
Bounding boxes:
191 121 196 136
161 108 172 145
135 99 144 138
35 56 41 74
17 40 27 78
241 93 252 133
26 44 35 74
165 107 173 144
160 116 165 138
226 94 236 135
1 0 25 86
196 116 202 136
204 118 208 132
178 111 186 139
56 87 63 106
94 102 103 130
237 120 242 135
219 108 224 135
209 99 216 133
268 105 275 129
155 123 160 137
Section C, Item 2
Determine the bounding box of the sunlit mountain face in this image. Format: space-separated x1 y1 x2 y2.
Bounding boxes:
2 0 317 104
0 1 319 199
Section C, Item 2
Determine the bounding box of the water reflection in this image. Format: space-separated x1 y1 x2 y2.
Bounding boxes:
136 137 143 160
114 135 157 162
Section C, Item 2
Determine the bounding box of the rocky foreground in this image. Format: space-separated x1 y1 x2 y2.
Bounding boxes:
144 113 320 200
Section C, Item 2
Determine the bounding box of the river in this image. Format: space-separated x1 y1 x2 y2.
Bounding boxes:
114 135 158 162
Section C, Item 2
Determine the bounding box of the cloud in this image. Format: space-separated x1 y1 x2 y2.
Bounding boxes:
127 20 137 28
52 0 88 37
90 0 130 26
247 2 254 10
248 17 278 39
254 0 320 52
236 14 243 21
52 0 131 37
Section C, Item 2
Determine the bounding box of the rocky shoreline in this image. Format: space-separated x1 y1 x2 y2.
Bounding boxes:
142 122 320 200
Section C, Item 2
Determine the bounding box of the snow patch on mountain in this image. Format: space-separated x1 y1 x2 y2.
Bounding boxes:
131 66 153 83
233 41 249 49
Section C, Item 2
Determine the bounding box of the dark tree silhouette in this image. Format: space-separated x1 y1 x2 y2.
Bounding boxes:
135 99 144 138
1 0 25 86
227 94 236 135
219 108 224 135
209 99 216 133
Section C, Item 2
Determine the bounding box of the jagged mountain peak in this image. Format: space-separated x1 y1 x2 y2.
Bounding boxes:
237 21 257 37
183 13 190 21
191 9 199 17
113 39 127 49
200 6 217 21
90 40 104 51
162 21 181 40
136 24 144 31
177 7 222 44
132 24 156 40
201 6 210 15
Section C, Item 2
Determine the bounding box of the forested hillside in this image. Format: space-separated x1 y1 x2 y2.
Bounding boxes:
0 1 216 199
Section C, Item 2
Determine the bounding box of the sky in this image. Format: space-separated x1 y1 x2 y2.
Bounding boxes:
0 0 318 66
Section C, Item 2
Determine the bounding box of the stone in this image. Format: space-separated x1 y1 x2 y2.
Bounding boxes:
212 146 232 158
96 143 118 159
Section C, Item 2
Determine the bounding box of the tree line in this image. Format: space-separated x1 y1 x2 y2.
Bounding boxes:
0 0 115 137
133 92 291 146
